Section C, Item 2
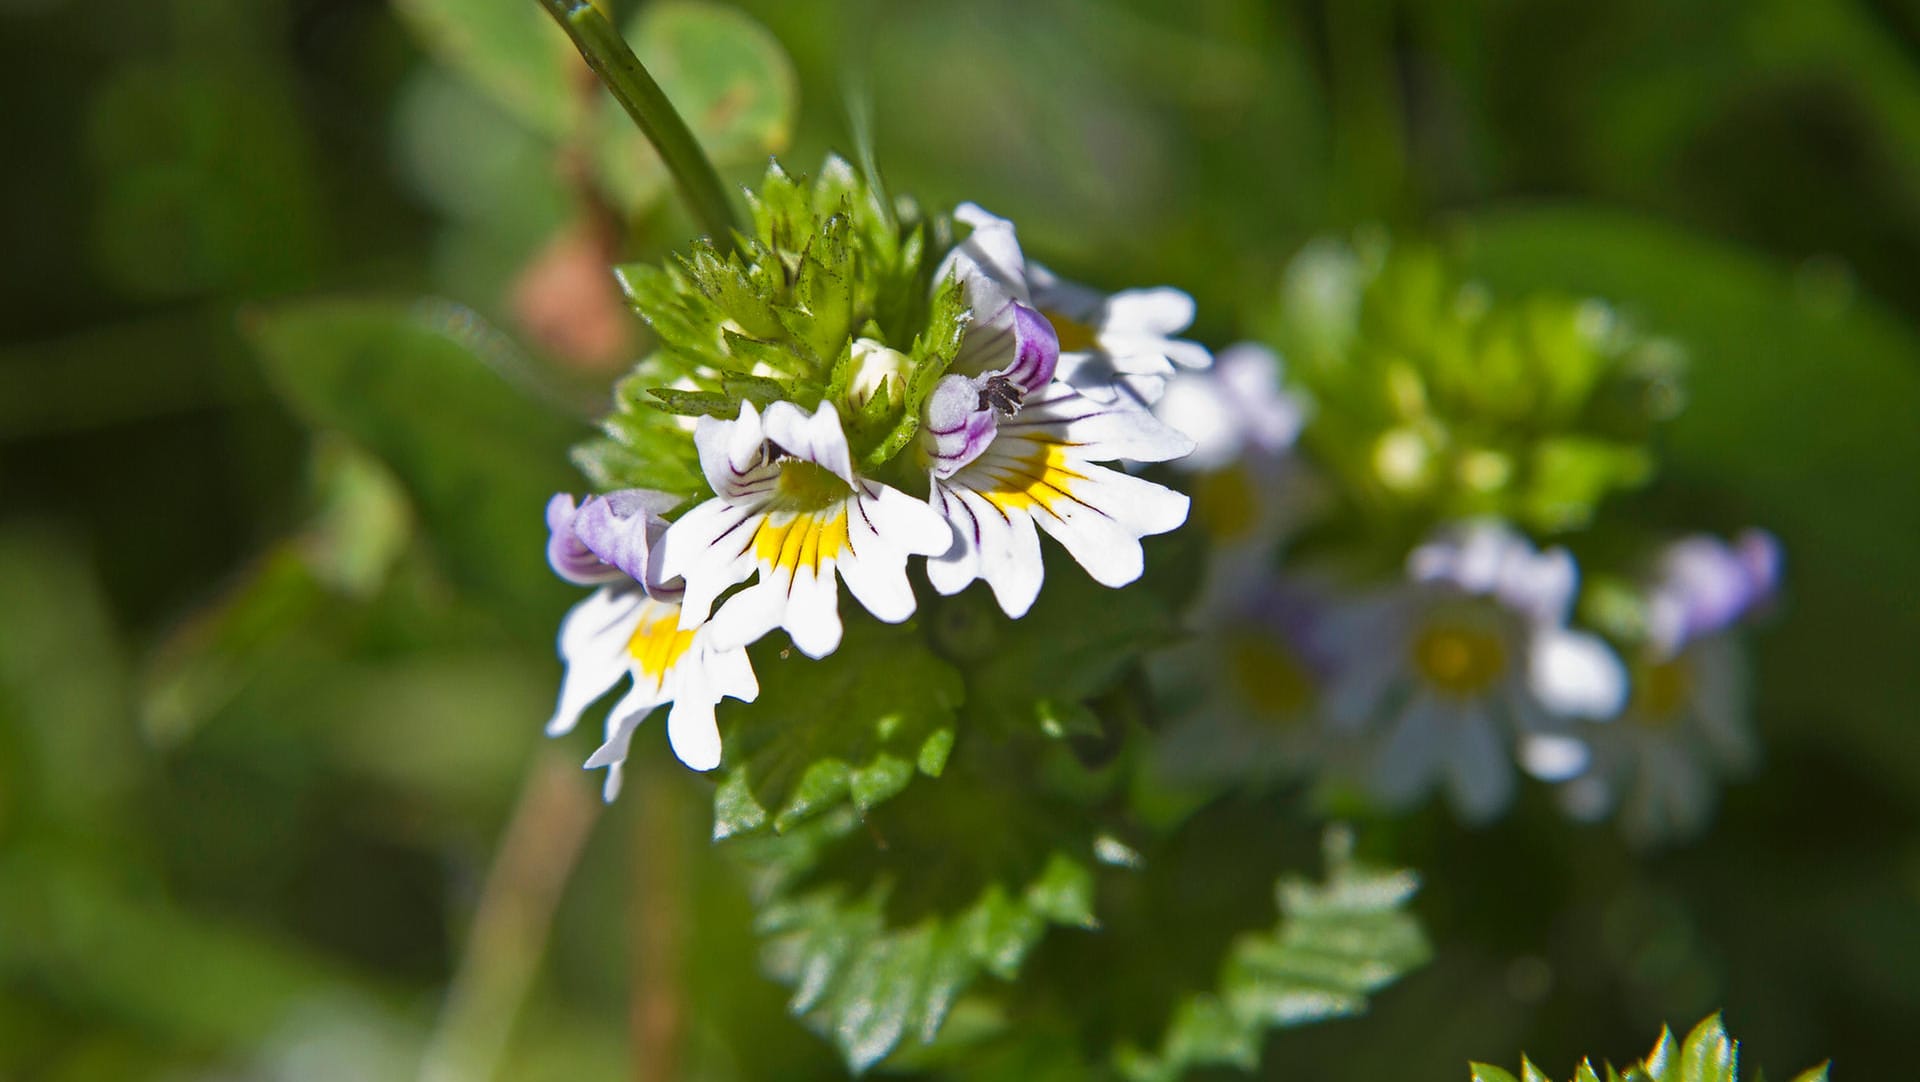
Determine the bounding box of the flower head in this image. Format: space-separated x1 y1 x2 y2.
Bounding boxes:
546 488 683 591
547 586 757 786
937 203 1209 407
1560 530 1781 845
1319 521 1625 823
545 491 754 785
658 399 951 659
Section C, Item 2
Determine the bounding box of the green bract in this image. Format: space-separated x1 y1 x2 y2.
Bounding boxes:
1469 1013 1830 1082
1274 235 1684 534
574 157 969 498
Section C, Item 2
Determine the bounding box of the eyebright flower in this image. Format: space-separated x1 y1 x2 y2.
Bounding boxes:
1561 530 1781 846
1150 342 1317 617
1317 521 1626 823
920 231 1195 617
657 399 950 659
544 491 757 784
1153 342 1304 473
938 203 1209 407
1152 575 1337 783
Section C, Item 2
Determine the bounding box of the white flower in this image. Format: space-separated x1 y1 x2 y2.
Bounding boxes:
544 488 755 786
1153 343 1303 473
547 586 757 787
1150 342 1317 619
656 399 951 659
1560 530 1780 846
1318 522 1626 824
1151 576 1337 783
938 203 1209 407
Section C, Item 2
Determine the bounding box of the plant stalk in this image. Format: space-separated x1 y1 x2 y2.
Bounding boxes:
538 0 741 247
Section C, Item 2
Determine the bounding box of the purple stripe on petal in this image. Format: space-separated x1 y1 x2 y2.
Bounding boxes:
922 375 999 479
1007 302 1060 394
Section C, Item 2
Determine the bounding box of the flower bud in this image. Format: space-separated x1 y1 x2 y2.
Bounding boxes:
846 337 910 412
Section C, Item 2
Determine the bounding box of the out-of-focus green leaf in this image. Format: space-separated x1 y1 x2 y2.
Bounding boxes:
0 531 139 837
244 298 581 627
1115 830 1429 1082
392 0 580 138
712 616 963 839
594 1 798 211
1458 207 1920 798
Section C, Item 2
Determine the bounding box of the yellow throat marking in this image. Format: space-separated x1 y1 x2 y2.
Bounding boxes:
1411 621 1507 697
980 443 1086 514
1042 309 1101 353
628 610 697 683
753 509 850 576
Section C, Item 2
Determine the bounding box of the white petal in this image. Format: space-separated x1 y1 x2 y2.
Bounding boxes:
1012 384 1195 464
665 697 723 772
860 481 955 558
763 400 856 486
926 483 1045 617
706 578 787 653
1445 708 1516 824
548 588 642 736
693 400 779 500
1371 696 1447 809
1531 628 1627 720
1520 732 1591 781
838 529 917 624
1101 287 1195 336
782 563 844 658
656 501 762 625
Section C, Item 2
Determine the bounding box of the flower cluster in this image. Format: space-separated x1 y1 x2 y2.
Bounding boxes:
543 163 1203 788
1146 236 1783 846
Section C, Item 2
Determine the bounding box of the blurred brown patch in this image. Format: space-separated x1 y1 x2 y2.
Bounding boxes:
509 221 633 372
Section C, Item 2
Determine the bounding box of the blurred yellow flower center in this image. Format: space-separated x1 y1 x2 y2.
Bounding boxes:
1412 622 1506 696
773 459 853 512
981 442 1085 513
1632 657 1692 725
1228 631 1313 721
754 509 849 575
628 613 696 681
1195 465 1257 540
1042 309 1100 353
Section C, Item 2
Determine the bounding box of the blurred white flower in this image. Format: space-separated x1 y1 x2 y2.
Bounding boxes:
1318 521 1625 824
1562 530 1780 846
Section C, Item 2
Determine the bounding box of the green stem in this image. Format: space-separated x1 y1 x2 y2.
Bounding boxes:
539 0 741 247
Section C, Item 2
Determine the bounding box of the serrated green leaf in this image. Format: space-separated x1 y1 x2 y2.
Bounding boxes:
735 802 1098 1075
1676 1013 1736 1082
1472 1065 1523 1082
393 0 578 138
244 298 578 624
714 616 963 836
1118 835 1428 1082
1473 1014 1825 1082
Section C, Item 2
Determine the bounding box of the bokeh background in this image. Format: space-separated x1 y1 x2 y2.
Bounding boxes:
4 0 1918 1079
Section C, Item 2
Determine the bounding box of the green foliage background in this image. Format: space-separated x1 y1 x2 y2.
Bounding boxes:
2 0 1916 1078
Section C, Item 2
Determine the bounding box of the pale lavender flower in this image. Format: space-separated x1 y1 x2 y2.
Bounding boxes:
1318 522 1626 824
